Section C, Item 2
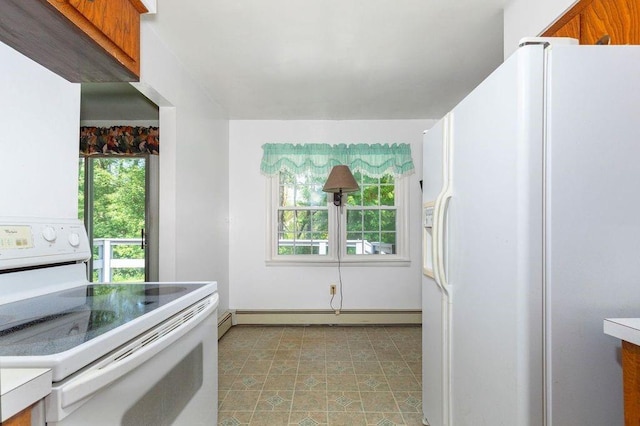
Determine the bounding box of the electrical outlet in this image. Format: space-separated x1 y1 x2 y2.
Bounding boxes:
330 284 337 295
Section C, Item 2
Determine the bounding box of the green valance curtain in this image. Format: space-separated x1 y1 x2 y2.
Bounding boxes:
80 126 159 156
260 143 414 177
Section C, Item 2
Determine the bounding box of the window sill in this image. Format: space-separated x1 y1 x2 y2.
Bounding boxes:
265 257 411 267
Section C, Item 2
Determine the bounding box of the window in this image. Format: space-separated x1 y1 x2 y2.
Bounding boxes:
263 143 414 265
269 169 408 263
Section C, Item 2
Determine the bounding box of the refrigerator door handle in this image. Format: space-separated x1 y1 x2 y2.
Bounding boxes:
435 191 452 291
435 112 453 294
422 201 436 279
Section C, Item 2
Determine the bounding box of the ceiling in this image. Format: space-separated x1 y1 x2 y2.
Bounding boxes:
83 0 508 121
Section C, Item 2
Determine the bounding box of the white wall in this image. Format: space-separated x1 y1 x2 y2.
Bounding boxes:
0 42 80 219
229 119 434 311
139 22 231 315
504 0 578 58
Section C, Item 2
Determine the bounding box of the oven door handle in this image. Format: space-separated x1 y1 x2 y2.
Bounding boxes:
55 294 218 410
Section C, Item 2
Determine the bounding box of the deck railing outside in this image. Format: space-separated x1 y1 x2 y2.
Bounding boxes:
93 238 144 282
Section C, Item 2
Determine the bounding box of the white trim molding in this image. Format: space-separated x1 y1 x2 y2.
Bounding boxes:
233 309 421 326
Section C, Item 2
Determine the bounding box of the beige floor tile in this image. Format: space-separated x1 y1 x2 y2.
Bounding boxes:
405 362 421 376
300 349 325 362
240 360 272 375
288 411 327 425
291 390 328 411
326 360 354 375
218 410 253 425
297 360 326 375
380 361 413 376
393 391 422 413
248 349 277 361
269 360 299 375
295 374 328 391
356 374 391 392
275 349 301 360
325 350 351 361
402 411 426 425
364 411 406 425
350 349 378 362
219 374 239 390
249 411 291 425
353 361 383 375
219 390 261 412
219 360 245 375
254 338 281 349
327 391 363 412
386 375 421 392
326 374 358 391
279 340 303 350
231 374 268 391
360 391 400 413
327 411 367 425
255 389 294 412
263 374 297 390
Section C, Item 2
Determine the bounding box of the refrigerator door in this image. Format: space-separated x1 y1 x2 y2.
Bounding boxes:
422 117 449 426
544 46 640 426
446 44 545 425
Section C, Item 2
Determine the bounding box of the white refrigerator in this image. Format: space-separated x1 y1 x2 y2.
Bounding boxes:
421 40 640 426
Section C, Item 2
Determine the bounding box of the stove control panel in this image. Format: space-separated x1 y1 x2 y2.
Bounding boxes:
0 218 91 270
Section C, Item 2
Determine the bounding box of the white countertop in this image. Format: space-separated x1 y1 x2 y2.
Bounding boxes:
0 368 51 422
604 318 640 346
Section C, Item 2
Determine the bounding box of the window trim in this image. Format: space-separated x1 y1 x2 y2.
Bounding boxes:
265 174 411 266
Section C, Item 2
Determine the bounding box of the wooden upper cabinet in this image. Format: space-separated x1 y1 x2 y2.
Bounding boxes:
551 13 582 39
0 0 147 82
581 0 640 44
543 0 639 45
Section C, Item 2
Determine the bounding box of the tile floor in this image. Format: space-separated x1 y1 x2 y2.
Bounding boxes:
218 325 423 425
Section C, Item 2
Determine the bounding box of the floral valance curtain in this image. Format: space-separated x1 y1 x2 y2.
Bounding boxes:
80 126 159 156
260 143 414 177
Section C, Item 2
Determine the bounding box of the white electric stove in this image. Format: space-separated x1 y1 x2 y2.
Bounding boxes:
0 217 218 425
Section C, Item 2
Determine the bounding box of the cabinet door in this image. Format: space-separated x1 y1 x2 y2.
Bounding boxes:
3 405 32 426
46 0 147 78
552 14 582 39
581 0 640 44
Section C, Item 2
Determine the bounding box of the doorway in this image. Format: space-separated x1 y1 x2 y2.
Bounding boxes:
79 155 158 282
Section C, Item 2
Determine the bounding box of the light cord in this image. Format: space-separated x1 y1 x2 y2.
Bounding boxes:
330 199 344 312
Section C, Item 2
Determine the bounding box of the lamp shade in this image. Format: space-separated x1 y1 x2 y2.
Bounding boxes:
322 165 359 193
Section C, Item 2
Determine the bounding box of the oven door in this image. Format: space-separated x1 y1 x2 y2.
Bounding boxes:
45 294 218 426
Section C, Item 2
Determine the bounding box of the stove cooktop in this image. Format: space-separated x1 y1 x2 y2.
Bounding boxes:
0 283 207 357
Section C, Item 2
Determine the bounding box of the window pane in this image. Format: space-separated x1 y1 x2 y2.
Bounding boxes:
311 211 328 232
280 184 295 207
277 207 328 256
346 210 362 232
380 210 396 231
280 171 327 208
362 185 380 206
295 210 310 232
346 191 361 206
364 211 380 232
278 210 295 233
377 233 395 254
380 185 394 206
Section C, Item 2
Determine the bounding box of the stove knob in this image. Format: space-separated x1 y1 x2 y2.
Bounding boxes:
42 226 57 242
68 233 80 247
